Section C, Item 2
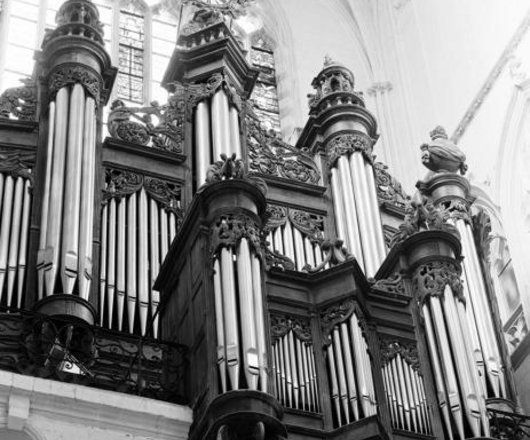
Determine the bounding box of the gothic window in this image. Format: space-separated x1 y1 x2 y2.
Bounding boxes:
0 0 179 105
117 4 145 104
249 36 281 133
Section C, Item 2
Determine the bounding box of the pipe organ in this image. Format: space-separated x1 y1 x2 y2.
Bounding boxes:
264 205 326 272
321 301 377 427
0 2 526 440
0 162 32 309
270 315 320 412
100 169 181 337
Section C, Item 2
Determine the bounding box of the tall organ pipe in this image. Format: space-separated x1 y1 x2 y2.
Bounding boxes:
251 255 267 391
236 238 259 390
78 97 96 300
61 84 85 295
349 152 378 276
44 87 69 296
6 177 23 306
213 258 227 393
0 175 14 301
212 89 231 159
38 101 56 300
229 106 241 158
220 247 240 390
195 100 211 186
17 179 31 308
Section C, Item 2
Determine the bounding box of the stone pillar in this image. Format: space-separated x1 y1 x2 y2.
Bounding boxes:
298 57 386 277
33 0 115 323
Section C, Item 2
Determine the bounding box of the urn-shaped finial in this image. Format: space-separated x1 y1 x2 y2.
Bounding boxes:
420 125 467 175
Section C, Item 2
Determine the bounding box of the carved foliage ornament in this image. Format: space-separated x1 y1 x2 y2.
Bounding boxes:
371 272 406 296
264 247 295 272
0 78 37 121
440 198 471 224
326 132 374 167
373 162 409 209
210 213 262 259
303 239 352 273
389 195 458 248
246 112 321 185
270 314 312 343
472 209 493 263
263 205 324 244
107 97 184 154
103 168 182 217
0 149 34 183
48 64 103 104
380 339 419 370
320 298 367 344
412 260 464 305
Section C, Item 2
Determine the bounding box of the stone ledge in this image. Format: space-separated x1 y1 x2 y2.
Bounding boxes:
0 371 192 440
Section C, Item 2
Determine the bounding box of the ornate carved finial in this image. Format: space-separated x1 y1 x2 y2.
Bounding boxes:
420 125 467 175
205 154 245 184
50 0 104 42
323 54 334 67
303 239 353 273
429 125 448 140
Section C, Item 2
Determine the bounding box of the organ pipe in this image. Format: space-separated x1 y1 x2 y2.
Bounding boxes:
126 192 137 333
213 258 227 393
138 189 149 335
195 100 211 186
61 84 85 295
107 198 117 328
78 97 96 300
43 86 68 297
6 177 23 306
38 101 56 300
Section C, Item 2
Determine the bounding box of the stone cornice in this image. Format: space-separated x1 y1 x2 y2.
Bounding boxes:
0 371 192 439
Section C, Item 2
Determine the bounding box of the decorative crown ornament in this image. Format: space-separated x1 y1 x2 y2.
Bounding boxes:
420 125 467 175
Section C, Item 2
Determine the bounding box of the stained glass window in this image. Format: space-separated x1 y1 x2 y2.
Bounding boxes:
249 40 281 133
117 5 145 104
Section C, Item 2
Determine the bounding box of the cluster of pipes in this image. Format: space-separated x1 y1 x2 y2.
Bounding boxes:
325 311 377 427
265 217 326 271
37 84 97 300
99 188 179 337
421 216 507 439
194 87 241 186
0 171 31 308
212 238 267 392
328 140 386 278
381 350 431 434
271 329 320 412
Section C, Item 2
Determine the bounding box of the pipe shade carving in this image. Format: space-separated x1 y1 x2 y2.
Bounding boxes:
0 79 37 121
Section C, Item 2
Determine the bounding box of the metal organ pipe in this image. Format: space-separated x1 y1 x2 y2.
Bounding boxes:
61 84 85 295
116 198 126 331
349 152 378 276
337 156 363 269
195 100 211 186
107 198 117 328
6 177 23 306
16 179 31 308
229 106 241 158
43 87 69 296
78 97 96 300
213 258 227 393
363 160 387 260
251 255 267 391
126 192 137 333
99 203 108 326
220 247 240 390
149 200 160 339
212 89 231 158
457 220 504 397
0 175 14 302
236 238 260 390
